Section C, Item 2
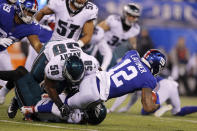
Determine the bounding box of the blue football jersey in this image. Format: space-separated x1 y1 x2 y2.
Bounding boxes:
107 50 157 99
0 0 8 5
0 3 52 51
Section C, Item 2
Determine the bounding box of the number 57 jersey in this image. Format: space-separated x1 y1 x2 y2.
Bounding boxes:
48 0 98 41
103 50 157 99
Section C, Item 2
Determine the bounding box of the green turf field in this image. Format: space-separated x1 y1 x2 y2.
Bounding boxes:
1 91 197 131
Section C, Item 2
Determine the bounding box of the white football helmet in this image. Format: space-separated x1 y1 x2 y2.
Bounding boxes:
122 3 141 26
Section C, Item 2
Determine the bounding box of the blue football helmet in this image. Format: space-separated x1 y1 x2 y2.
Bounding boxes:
141 49 166 76
63 55 85 85
16 0 38 24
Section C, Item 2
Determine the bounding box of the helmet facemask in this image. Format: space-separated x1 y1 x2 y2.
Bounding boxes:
8 0 17 4
70 0 88 9
17 0 38 24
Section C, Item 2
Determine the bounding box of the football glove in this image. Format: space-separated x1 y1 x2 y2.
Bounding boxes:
59 104 70 118
0 38 14 48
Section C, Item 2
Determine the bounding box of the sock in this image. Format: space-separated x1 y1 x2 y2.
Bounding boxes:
0 86 10 97
175 106 197 116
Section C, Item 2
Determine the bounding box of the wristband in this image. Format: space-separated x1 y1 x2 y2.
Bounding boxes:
78 40 84 47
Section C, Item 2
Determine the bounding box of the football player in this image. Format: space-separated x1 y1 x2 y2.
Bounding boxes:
36 0 98 47
57 49 166 115
20 95 107 125
86 2 141 70
0 0 44 104
0 39 99 118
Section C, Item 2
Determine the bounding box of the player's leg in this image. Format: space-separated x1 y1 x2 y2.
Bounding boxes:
154 79 179 117
175 106 197 116
66 74 100 109
0 50 13 104
25 45 38 72
108 94 128 113
119 91 141 113
30 51 48 84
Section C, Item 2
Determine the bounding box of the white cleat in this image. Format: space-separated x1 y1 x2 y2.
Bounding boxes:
118 107 129 113
154 104 173 117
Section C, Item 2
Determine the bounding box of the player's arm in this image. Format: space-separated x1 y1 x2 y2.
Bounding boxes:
141 88 159 112
44 76 63 108
78 20 94 47
128 37 137 50
98 20 110 31
35 6 54 22
27 35 43 53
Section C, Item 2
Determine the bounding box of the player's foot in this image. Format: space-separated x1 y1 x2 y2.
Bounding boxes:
154 104 173 117
7 97 19 118
118 107 129 113
107 109 113 114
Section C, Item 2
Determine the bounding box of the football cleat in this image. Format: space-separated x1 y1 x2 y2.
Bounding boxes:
154 104 173 117
7 97 19 118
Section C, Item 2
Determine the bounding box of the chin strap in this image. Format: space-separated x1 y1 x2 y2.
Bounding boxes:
141 58 153 74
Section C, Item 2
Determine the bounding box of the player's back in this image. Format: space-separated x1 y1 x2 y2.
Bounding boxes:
107 50 157 99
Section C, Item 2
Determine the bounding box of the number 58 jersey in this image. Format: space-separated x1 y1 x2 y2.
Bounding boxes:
44 39 100 81
106 50 157 99
48 0 98 41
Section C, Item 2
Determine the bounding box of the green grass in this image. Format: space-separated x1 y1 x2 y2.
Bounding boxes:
1 91 197 131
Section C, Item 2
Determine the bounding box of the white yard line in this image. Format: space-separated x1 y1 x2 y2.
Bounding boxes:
0 120 98 131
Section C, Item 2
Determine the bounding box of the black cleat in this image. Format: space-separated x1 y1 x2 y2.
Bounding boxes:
7 97 19 119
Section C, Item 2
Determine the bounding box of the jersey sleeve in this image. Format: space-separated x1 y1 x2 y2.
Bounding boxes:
130 23 140 38
87 3 98 20
44 57 65 81
142 75 157 90
105 15 117 29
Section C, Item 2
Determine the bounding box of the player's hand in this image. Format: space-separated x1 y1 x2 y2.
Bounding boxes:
59 104 70 118
0 38 14 48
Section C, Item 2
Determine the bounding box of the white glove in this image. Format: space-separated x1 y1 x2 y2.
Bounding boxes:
0 38 13 48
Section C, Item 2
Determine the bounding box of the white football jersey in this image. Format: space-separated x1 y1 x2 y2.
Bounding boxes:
104 15 140 51
48 0 98 41
44 39 99 81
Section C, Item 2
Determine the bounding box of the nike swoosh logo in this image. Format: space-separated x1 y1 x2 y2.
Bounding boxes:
8 106 13 113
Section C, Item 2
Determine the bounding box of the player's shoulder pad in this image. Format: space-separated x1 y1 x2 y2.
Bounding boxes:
107 14 121 21
0 3 14 14
84 2 98 15
133 23 140 32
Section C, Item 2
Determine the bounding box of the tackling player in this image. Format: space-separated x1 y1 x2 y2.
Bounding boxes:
59 49 166 115
0 39 99 118
35 0 98 47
